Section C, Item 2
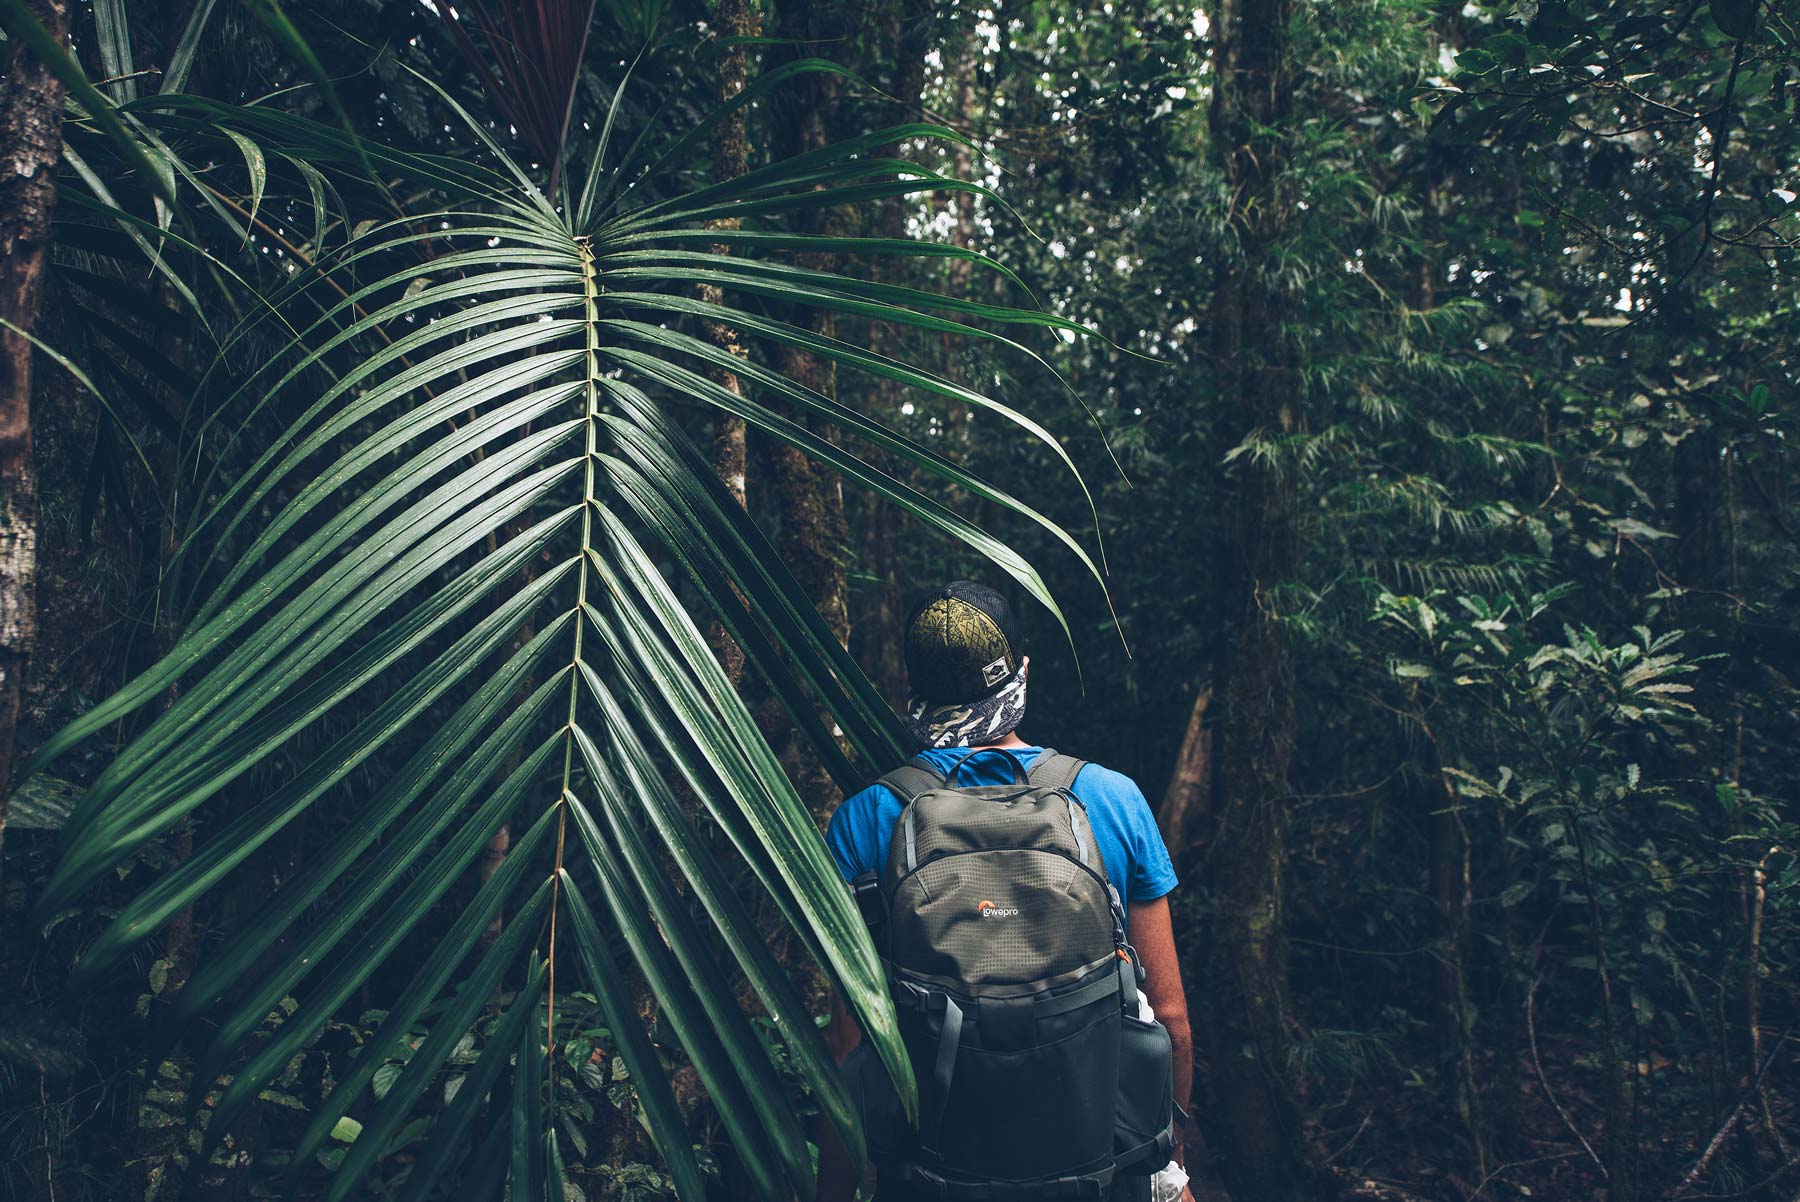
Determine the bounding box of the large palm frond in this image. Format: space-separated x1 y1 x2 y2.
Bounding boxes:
18 27 1105 1202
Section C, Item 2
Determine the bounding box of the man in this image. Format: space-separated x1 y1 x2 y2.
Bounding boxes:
818 581 1194 1202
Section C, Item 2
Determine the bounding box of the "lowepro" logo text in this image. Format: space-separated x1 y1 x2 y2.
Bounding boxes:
976 899 1020 918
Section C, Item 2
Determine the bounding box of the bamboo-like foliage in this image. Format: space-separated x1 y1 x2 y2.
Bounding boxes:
4 5 1106 1199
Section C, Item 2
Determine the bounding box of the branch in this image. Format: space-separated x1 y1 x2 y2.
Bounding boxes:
1664 1019 1794 1199
1670 16 1757 288
1526 969 1609 1182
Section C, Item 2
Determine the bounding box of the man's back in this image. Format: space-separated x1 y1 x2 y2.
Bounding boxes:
825 744 1179 931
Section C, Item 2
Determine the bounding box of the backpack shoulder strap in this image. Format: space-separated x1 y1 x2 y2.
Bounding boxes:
878 759 947 879
1025 748 1087 792
877 757 944 805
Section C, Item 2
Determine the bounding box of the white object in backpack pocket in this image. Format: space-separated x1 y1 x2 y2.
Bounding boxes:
1151 1160 1189 1202
1134 994 1186 1202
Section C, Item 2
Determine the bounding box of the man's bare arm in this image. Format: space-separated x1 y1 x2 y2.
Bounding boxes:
1130 897 1193 1166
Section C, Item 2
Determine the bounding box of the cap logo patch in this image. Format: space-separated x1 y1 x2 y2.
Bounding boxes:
981 656 1010 687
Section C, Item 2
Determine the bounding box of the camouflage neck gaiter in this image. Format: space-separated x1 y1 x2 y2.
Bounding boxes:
905 665 1028 750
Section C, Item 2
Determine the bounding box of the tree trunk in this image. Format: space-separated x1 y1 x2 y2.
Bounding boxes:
937 22 979 450
851 0 932 709
703 0 760 686
767 0 857 821
1198 0 1329 1197
1158 683 1212 859
1423 729 1489 1179
0 0 69 879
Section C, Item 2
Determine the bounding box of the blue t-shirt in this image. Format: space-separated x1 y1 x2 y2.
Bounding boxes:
825 745 1178 934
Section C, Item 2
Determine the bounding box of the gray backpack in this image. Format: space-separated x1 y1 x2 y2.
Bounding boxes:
852 747 1176 1199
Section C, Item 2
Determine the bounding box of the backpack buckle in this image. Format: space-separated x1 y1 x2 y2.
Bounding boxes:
894 979 933 1012
851 871 886 942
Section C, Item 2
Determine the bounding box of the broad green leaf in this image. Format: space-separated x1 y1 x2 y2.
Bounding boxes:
34 55 1110 1202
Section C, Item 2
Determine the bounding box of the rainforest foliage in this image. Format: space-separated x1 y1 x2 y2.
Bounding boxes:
0 0 1796 1201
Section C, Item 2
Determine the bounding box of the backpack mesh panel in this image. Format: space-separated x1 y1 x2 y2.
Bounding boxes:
896 787 1101 868
883 787 1117 990
888 849 1116 987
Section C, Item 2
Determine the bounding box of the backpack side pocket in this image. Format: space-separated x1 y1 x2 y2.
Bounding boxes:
1114 1012 1175 1175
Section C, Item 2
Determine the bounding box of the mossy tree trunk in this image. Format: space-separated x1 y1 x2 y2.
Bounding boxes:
0 0 67 881
1198 0 1331 1197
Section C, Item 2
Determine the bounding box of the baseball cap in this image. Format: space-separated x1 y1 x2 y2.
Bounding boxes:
902 581 1023 704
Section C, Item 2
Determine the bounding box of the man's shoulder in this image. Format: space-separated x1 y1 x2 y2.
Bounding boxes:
1063 754 1178 899
829 775 907 830
826 777 907 884
1065 756 1148 804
